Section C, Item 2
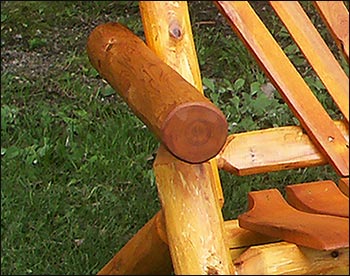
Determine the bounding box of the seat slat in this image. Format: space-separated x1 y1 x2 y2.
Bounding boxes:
285 180 349 218
238 188 349 250
215 1 349 177
313 1 349 61
270 1 349 124
217 120 348 176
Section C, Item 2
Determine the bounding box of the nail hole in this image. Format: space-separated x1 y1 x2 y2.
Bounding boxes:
328 136 334 142
331 250 339 258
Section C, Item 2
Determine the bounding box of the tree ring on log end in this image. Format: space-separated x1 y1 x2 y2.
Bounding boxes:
161 102 228 163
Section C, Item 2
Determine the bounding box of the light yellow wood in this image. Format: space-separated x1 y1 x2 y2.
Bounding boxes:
139 1 225 207
154 146 234 275
217 120 348 176
270 1 349 124
233 241 349 275
224 220 280 249
215 1 349 177
314 1 349 61
97 211 172 275
140 2 233 274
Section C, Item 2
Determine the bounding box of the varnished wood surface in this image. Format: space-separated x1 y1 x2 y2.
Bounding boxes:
87 22 228 163
270 1 349 124
140 2 234 274
285 180 349 218
233 241 349 275
314 1 349 61
238 188 349 250
215 1 349 177
217 120 348 175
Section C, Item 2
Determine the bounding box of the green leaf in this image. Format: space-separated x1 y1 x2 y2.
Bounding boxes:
4 146 20 159
202 77 215 93
250 81 261 95
233 78 245 91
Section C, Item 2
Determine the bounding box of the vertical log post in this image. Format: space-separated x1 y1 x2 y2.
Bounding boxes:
87 22 228 164
140 1 234 274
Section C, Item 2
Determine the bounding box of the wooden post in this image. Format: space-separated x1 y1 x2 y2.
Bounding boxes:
140 1 233 274
154 146 234 274
86 22 227 164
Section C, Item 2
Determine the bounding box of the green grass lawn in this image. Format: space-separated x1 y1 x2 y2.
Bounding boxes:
1 1 347 275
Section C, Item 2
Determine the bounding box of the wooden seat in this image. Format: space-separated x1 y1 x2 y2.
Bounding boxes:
86 1 349 274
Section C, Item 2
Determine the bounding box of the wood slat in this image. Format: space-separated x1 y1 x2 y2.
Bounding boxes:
313 1 349 61
339 178 349 197
238 188 349 250
215 1 349 177
285 180 349 218
233 241 349 275
217 120 348 176
270 1 349 124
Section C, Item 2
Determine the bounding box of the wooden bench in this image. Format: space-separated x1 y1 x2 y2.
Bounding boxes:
87 1 349 275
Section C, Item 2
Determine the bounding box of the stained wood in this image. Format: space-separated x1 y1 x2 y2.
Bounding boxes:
215 1 349 177
97 211 173 275
154 146 234 275
270 1 349 124
140 2 233 274
217 120 348 176
87 22 227 163
233 241 349 275
339 178 349 197
285 180 349 218
238 189 349 250
314 1 349 61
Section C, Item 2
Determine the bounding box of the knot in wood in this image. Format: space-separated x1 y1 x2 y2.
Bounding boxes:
169 21 183 39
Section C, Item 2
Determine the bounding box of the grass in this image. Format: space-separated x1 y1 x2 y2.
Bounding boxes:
1 1 348 275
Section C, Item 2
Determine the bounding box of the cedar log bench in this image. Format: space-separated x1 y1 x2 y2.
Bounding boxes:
86 1 349 275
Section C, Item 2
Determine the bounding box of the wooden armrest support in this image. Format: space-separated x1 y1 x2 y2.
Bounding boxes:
217 120 348 176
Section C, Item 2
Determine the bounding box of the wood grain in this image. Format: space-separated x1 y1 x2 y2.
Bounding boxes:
285 180 349 218
215 1 349 177
217 120 348 175
87 22 227 163
238 188 349 250
233 241 349 275
314 1 349 61
270 1 349 124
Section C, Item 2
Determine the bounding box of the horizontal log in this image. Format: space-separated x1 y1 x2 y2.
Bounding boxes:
87 22 227 163
217 120 348 176
233 241 349 275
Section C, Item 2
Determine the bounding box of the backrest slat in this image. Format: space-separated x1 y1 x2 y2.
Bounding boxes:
313 1 349 62
270 1 349 124
215 1 349 177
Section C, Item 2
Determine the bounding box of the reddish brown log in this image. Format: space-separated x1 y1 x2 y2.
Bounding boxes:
87 22 227 163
